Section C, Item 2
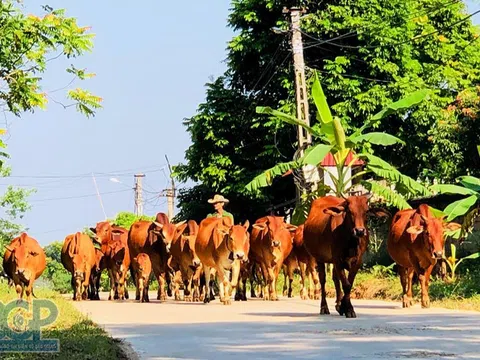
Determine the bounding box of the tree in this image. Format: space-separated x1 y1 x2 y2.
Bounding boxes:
43 241 71 293
0 166 35 274
0 2 102 150
176 1 480 219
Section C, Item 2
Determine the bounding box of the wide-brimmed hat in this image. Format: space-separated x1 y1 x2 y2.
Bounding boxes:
208 194 229 204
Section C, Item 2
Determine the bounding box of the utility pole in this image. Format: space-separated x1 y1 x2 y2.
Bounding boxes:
92 172 107 220
164 155 175 221
134 173 145 216
284 7 319 196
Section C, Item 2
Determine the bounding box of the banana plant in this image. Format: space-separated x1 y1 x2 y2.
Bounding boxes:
246 71 431 223
444 243 480 282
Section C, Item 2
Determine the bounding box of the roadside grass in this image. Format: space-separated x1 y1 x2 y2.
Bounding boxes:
271 267 480 312
0 281 130 360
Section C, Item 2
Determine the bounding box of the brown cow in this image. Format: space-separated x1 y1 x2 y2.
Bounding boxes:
387 204 461 308
195 217 250 305
90 222 130 300
3 233 46 304
250 216 297 301
61 232 96 301
293 224 321 300
168 220 202 302
88 247 105 300
281 250 298 298
132 253 152 303
128 213 187 301
304 195 389 318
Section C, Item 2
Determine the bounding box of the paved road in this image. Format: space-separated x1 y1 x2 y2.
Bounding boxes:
73 292 480 360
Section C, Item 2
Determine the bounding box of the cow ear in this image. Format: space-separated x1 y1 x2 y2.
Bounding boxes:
444 222 462 232
214 228 227 249
243 220 250 230
222 217 233 228
324 206 345 216
180 236 187 252
176 223 188 237
175 220 187 228
252 223 267 231
285 224 298 233
368 208 391 218
153 221 164 229
5 245 13 252
406 225 424 235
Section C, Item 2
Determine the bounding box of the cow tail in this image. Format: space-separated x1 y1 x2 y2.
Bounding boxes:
32 287 38 299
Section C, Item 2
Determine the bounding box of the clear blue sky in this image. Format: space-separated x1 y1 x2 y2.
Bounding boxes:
2 1 479 246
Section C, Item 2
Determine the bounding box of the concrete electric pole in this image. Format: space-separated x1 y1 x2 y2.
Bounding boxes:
164 155 175 221
134 173 145 216
284 7 319 196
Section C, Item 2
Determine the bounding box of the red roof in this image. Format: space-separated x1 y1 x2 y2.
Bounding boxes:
320 151 364 167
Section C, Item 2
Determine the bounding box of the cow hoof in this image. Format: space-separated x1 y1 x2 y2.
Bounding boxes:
185 296 193 302
222 298 231 305
421 301 430 309
300 295 307 300
336 304 343 316
203 297 210 304
314 294 321 300
345 310 356 318
167 289 173 297
320 307 330 315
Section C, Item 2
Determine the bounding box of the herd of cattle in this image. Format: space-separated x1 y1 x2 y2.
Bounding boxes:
2 194 461 318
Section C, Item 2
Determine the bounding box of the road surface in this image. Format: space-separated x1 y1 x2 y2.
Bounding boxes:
73 292 480 360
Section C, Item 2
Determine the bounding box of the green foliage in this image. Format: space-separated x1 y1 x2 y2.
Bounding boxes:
0 2 102 119
43 241 71 293
109 211 154 229
444 243 480 282
0 166 35 274
247 72 430 215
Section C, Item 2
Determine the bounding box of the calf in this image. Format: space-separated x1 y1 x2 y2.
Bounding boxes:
3 233 46 304
304 195 388 318
132 253 152 303
293 225 320 300
387 204 461 308
88 247 105 300
195 217 250 305
61 232 96 301
128 214 187 301
90 222 130 300
250 216 297 301
168 220 202 302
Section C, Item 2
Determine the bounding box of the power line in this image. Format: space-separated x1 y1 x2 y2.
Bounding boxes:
29 189 130 203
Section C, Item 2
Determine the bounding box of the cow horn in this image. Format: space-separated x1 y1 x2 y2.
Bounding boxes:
175 220 187 227
153 221 164 228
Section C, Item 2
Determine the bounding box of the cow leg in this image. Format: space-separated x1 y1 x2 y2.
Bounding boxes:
25 279 34 305
337 263 361 318
166 268 173 298
259 263 270 301
71 276 77 301
420 264 434 308
108 269 116 301
83 268 92 301
269 265 280 301
230 260 241 301
130 265 140 301
332 267 343 313
282 265 288 297
216 267 231 305
138 277 145 303
16 283 24 304
309 258 321 300
399 265 413 308
144 280 150 303
203 265 212 303
318 263 330 315
299 262 308 300
287 263 294 298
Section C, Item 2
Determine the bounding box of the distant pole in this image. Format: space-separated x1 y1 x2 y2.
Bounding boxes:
92 172 107 220
285 7 319 196
134 173 145 216
165 155 175 221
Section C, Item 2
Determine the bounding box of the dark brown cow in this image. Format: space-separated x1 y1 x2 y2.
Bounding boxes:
250 216 297 301
195 217 250 305
3 233 46 303
281 249 298 298
304 195 388 318
90 222 130 300
387 204 461 308
293 224 320 300
168 220 202 302
88 247 105 300
132 253 152 303
128 213 187 301
61 232 96 301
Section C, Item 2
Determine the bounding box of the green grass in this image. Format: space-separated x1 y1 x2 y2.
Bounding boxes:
273 267 480 312
0 281 129 360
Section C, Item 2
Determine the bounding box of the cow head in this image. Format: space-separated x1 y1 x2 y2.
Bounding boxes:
89 221 117 245
406 213 461 260
180 235 201 268
323 195 377 238
150 220 188 253
252 217 297 249
5 235 39 282
216 220 250 262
